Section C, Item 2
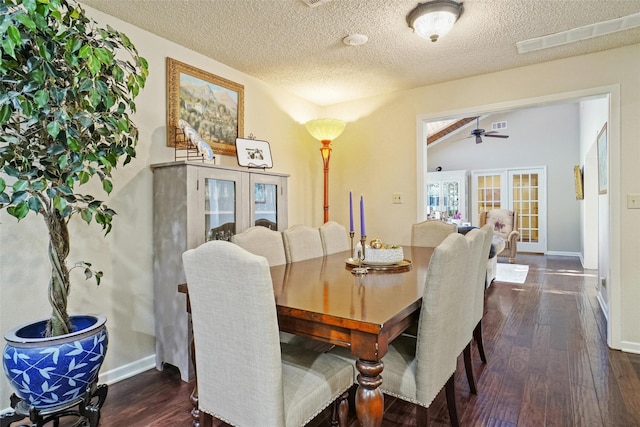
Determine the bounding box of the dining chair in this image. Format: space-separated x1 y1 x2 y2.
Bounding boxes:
319 221 350 255
331 232 471 426
411 220 457 247
473 224 495 363
460 228 487 395
231 225 286 266
182 241 353 427
282 224 324 262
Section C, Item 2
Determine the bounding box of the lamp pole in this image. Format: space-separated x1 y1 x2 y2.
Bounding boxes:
320 140 332 223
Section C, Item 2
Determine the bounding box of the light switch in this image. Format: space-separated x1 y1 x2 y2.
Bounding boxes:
627 194 640 209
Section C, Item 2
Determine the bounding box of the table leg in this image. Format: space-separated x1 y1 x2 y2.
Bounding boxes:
355 358 384 427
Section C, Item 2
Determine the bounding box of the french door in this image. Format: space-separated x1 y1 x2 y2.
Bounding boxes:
471 167 547 253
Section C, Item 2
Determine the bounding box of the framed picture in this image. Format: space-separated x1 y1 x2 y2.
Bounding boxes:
597 122 608 194
254 184 266 203
573 165 584 200
236 138 273 168
166 57 244 156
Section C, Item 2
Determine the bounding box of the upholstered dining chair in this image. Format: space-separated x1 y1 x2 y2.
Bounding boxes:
479 209 520 263
460 228 489 395
411 220 457 247
282 224 324 263
182 241 353 427
231 225 286 266
319 221 350 255
472 225 494 365
331 233 471 426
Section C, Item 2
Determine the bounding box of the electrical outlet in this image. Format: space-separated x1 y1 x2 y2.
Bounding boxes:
392 193 403 204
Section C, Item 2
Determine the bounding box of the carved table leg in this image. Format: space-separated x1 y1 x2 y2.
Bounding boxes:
355 358 384 427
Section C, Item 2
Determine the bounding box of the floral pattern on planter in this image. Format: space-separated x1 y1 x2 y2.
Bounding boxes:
3 316 108 409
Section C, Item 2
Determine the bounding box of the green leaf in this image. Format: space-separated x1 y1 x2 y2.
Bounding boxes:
0 178 5 193
78 45 92 58
7 202 29 220
0 104 11 124
87 54 100 75
2 37 16 59
15 14 36 31
12 180 28 191
22 0 37 13
102 179 113 194
80 208 92 223
28 196 42 213
93 47 112 64
78 170 90 184
33 90 49 107
53 195 67 213
7 25 21 46
58 154 68 169
47 121 60 138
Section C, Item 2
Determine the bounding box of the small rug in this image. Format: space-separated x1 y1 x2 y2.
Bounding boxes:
495 263 529 284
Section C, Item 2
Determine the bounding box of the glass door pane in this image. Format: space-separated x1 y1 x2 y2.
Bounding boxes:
442 181 460 218
205 178 236 241
254 183 278 230
426 182 440 215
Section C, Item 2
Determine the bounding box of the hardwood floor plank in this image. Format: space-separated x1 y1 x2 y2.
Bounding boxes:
517 372 547 427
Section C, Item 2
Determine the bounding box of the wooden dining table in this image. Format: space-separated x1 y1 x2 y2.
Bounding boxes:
180 245 434 427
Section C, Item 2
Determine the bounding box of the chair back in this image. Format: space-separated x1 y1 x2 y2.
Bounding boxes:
414 233 470 405
475 225 494 322
411 220 457 247
231 226 286 266
319 221 350 255
462 228 486 349
182 241 286 426
479 209 518 240
282 224 324 262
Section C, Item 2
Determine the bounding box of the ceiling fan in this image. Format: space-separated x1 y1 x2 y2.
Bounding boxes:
468 117 509 144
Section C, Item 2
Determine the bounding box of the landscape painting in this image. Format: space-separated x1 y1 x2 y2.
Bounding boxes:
166 58 244 156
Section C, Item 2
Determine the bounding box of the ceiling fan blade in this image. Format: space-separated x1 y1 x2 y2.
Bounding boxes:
484 134 509 139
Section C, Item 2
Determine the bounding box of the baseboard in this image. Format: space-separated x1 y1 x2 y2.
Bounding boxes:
597 292 609 321
98 354 156 385
545 251 581 257
621 341 640 354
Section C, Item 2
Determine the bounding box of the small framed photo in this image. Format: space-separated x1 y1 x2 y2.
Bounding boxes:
236 138 273 168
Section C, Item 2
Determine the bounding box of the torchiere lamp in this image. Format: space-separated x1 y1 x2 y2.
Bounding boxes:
305 118 346 223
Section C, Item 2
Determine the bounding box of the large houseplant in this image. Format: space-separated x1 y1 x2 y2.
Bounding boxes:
0 0 148 413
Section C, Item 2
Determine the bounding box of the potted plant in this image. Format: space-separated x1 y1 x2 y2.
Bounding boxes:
0 0 148 417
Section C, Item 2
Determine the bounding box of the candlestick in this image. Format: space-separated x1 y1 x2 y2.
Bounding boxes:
352 234 368 275
349 231 355 259
349 191 354 233
359 195 366 237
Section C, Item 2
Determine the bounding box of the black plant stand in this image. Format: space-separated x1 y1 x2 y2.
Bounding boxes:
0 382 107 427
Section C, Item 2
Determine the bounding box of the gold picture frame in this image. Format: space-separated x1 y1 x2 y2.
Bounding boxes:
573 165 584 200
166 57 244 156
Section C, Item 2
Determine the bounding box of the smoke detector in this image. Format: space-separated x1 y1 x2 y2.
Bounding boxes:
342 34 369 46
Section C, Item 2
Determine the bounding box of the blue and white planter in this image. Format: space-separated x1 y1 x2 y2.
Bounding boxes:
2 315 108 409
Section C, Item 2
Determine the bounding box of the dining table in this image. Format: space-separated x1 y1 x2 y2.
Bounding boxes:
180 245 435 427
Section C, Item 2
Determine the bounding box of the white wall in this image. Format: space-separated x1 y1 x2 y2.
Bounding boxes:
426 104 581 253
0 5 322 402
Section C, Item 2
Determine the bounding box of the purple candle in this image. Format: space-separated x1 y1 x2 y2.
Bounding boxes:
360 195 366 236
349 191 354 233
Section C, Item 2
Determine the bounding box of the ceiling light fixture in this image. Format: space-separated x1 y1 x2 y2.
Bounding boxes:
407 0 463 42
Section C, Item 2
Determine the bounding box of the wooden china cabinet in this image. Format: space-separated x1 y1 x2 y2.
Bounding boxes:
151 161 288 381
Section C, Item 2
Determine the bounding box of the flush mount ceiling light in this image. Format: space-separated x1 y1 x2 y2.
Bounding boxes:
407 0 463 42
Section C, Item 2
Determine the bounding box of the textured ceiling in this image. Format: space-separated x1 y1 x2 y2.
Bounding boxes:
80 0 640 105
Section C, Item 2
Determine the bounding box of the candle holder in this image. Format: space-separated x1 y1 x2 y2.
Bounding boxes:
352 234 368 275
349 231 355 258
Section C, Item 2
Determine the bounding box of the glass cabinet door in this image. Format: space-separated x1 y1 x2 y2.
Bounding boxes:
426 182 440 215
441 180 460 218
250 174 287 231
204 178 236 241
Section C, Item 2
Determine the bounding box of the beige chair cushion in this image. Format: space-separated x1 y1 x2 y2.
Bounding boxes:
483 209 515 240
319 221 350 255
182 241 353 427
411 220 457 247
231 225 286 266
282 224 324 262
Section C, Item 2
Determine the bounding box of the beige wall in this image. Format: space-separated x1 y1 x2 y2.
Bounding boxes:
2 5 639 405
325 44 640 352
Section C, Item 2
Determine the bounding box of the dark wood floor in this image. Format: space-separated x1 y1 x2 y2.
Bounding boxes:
11 254 640 426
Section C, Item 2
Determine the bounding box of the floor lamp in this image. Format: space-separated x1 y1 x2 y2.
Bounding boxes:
305 118 346 223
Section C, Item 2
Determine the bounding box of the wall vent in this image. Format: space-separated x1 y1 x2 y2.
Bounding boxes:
492 121 507 131
302 0 332 7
